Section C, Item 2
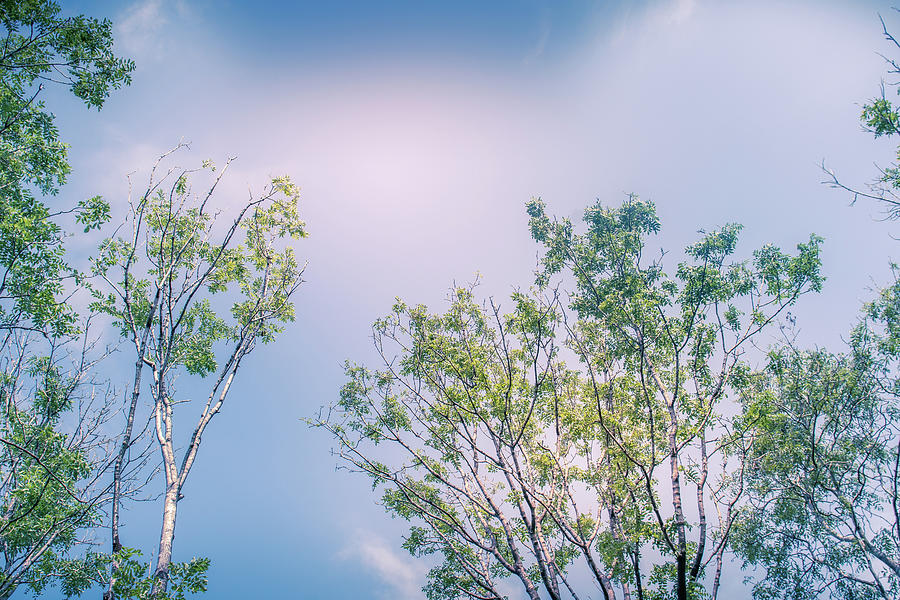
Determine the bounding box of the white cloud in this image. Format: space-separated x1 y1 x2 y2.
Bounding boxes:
114 0 176 59
339 531 427 600
666 0 698 25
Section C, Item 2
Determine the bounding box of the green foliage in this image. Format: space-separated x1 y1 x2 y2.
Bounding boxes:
0 0 132 335
34 547 211 600
734 278 900 600
731 23 900 599
0 2 132 596
96 548 209 600
835 22 900 221
0 338 106 599
324 197 822 600
88 150 305 598
645 561 709 600
91 159 306 378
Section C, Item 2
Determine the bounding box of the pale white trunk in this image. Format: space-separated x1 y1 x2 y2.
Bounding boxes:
150 484 179 598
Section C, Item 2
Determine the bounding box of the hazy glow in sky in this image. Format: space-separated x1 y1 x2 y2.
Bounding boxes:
49 0 900 598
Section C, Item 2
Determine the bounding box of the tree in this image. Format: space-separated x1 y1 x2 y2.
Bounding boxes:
823 14 900 222
319 197 822 600
0 321 123 600
91 146 306 599
731 290 900 599
0 1 134 596
732 17 900 597
0 0 133 335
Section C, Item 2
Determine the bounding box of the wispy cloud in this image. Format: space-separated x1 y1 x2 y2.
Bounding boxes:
606 0 698 49
665 0 698 25
339 531 426 600
115 0 191 60
523 9 551 64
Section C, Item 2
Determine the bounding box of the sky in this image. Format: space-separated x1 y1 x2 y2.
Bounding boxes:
38 0 900 598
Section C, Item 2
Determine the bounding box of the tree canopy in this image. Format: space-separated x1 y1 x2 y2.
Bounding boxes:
320 197 823 600
0 0 133 335
0 1 134 597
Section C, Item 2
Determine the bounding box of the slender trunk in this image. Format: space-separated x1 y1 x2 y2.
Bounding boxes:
106 290 159 600
711 546 725 600
667 415 687 600
151 367 179 600
676 552 687 600
604 382 628 600
690 432 708 581
632 547 644 600
150 484 179 598
104 357 145 600
0 570 14 600
608 500 631 600
581 543 616 600
531 517 562 600
0 524 66 600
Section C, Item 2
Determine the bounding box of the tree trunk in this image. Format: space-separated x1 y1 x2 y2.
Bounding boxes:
676 552 687 600
150 484 179 598
0 582 14 600
107 290 159 600
667 402 687 600
632 547 644 600
104 355 145 600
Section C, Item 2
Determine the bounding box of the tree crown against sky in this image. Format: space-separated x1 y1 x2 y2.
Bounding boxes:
0 1 136 598
732 295 900 599
320 196 823 600
0 0 133 336
88 146 306 599
725 17 900 600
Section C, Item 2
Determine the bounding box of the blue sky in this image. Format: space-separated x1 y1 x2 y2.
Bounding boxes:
42 0 900 598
